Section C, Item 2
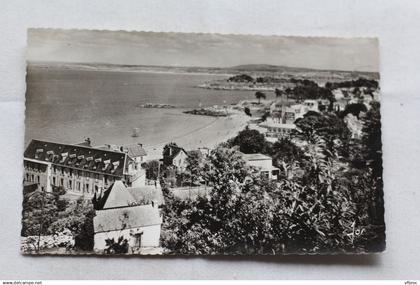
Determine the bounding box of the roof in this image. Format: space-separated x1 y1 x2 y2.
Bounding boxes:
127 185 165 206
102 181 137 209
241 153 273 161
123 144 147 158
165 145 189 161
94 204 162 233
260 120 296 129
93 182 165 210
24 139 127 177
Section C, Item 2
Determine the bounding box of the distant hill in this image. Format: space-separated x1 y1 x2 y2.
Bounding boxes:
28 61 379 79
229 64 364 74
229 64 318 73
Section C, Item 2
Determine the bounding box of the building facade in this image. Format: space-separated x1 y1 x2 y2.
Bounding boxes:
23 139 147 198
93 181 162 253
241 153 280 180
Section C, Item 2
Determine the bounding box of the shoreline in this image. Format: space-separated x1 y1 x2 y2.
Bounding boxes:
143 112 250 159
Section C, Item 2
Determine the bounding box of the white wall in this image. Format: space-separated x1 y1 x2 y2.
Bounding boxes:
94 224 161 252
174 151 189 172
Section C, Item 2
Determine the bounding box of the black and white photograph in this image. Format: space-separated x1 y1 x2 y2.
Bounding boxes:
21 29 385 255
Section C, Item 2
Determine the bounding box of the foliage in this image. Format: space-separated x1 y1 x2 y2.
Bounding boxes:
104 236 129 254
293 111 351 157
21 189 60 237
228 127 269 154
228 74 254 82
143 160 160 181
325 78 379 90
47 197 95 251
342 103 368 119
161 102 384 254
270 138 304 167
184 151 202 186
286 79 335 103
255 91 266 104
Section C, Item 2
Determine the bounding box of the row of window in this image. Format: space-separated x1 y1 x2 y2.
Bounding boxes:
25 173 40 183
52 166 102 179
51 175 113 194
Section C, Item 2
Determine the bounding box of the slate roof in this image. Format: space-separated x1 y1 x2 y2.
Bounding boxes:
123 144 147 158
93 182 165 210
241 153 273 161
24 139 127 177
101 181 137 209
164 145 189 161
127 185 165 206
94 204 162 233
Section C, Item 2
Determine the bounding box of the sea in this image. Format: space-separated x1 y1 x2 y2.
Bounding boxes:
25 67 265 155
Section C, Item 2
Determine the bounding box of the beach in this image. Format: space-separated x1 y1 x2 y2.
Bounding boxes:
25 67 255 158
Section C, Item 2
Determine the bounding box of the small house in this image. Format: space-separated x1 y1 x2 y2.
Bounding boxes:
241 153 280 180
92 181 163 253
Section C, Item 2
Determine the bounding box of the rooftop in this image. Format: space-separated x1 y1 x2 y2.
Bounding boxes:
123 144 147 158
24 139 127 177
260 120 296 129
94 204 162 233
241 153 272 161
93 181 164 210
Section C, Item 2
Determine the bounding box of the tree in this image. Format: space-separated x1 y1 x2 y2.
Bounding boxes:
229 127 268 154
270 138 304 167
342 103 368 119
184 151 202 186
21 189 59 238
360 101 384 232
143 160 160 180
255 91 266 104
293 111 351 157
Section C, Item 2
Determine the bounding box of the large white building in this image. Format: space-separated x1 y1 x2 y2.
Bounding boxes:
23 139 148 197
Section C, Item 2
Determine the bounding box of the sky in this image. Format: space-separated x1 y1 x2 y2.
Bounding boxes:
27 29 379 72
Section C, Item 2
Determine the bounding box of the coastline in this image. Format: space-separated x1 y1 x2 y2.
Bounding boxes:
143 112 250 159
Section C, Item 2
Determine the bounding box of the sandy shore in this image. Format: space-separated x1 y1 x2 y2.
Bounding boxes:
143 112 250 159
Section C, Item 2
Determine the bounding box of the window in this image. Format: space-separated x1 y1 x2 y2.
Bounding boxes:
69 180 72 189
52 177 56 186
60 178 64 186
77 182 80 191
104 176 108 184
86 184 89 193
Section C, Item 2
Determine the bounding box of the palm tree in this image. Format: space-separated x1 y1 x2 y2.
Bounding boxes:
255 91 266 104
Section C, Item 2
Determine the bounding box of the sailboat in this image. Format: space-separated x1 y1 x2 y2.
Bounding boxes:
132 127 140 138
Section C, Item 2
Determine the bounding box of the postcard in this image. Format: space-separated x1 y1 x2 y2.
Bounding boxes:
22 29 384 255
